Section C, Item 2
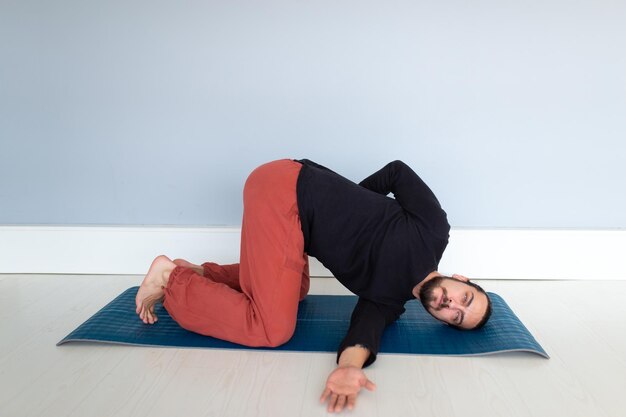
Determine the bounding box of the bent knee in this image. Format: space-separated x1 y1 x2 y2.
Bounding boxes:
265 324 296 347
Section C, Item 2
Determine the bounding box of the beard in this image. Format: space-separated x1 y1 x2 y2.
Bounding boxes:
418 275 446 309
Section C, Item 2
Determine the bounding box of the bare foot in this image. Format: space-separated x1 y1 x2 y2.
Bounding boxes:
136 255 176 324
173 258 203 275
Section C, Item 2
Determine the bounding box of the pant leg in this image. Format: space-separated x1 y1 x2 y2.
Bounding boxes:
201 262 242 292
202 254 309 299
201 256 308 300
162 159 306 347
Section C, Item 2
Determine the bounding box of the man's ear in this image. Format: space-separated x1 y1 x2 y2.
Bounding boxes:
412 286 420 299
452 273 469 282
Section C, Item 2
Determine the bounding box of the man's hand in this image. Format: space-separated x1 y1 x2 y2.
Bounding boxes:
319 366 376 413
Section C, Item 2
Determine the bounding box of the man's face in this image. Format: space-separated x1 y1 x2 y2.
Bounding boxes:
419 276 489 329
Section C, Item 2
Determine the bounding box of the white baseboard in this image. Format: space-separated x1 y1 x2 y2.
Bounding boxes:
0 226 624 279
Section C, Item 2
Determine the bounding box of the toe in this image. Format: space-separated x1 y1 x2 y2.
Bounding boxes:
149 310 158 324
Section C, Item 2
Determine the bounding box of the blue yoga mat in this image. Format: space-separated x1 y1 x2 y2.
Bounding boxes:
57 287 548 358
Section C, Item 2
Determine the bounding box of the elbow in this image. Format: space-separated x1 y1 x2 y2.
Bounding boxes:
389 160 409 172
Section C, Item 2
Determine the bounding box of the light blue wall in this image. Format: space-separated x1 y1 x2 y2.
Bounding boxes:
1 0 625 228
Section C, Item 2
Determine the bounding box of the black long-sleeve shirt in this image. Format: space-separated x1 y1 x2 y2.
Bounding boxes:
295 159 450 367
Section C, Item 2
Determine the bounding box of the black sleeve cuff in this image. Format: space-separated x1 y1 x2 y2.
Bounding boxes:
336 342 377 368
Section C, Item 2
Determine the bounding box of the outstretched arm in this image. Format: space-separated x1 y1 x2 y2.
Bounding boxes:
320 298 404 413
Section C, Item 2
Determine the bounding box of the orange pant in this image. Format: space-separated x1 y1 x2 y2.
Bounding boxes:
162 159 310 347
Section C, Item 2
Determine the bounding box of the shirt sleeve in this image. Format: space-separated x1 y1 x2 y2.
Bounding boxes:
336 297 405 368
359 160 450 236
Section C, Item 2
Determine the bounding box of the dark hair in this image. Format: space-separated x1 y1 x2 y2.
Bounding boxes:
449 280 492 331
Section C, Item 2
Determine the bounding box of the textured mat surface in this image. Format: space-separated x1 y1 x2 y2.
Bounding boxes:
57 287 548 358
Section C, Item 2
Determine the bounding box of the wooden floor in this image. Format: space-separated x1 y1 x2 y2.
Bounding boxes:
0 274 625 417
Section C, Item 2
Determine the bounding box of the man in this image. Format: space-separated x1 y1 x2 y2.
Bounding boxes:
135 158 491 413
